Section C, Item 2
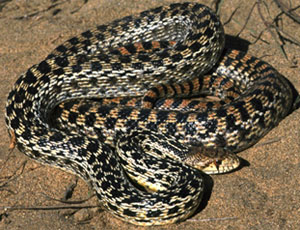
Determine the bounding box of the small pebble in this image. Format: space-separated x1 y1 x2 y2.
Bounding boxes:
73 209 92 222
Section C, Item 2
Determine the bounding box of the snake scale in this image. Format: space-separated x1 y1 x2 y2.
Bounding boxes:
5 2 294 226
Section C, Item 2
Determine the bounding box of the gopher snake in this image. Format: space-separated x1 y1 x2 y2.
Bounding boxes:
5 2 294 226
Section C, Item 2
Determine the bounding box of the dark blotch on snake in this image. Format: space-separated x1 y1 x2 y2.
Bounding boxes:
81 30 93 39
68 37 79 45
55 56 69 67
23 70 37 84
123 209 137 217
37 61 51 74
50 132 64 142
53 68 65 76
147 210 162 218
91 61 102 71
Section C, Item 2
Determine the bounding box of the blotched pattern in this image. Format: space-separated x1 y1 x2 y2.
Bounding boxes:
5 2 293 226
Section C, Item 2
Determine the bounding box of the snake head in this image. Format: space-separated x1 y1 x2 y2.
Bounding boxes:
184 146 240 174
200 155 240 174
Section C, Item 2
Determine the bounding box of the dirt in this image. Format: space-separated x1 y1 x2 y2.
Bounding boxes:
0 0 299 230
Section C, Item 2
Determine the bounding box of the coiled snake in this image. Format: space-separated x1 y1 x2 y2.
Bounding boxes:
5 2 294 226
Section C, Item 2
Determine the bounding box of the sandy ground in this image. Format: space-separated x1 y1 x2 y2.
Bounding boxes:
0 0 299 229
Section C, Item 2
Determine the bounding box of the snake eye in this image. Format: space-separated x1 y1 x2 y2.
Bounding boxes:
215 159 222 165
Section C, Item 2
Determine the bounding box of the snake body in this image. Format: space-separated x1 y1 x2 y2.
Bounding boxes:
5 2 294 226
